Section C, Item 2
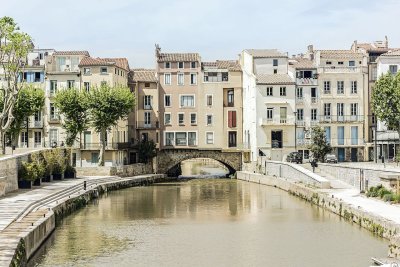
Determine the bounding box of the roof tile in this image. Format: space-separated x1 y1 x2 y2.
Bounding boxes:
157 53 200 62
256 74 295 85
131 69 157 82
245 49 287 58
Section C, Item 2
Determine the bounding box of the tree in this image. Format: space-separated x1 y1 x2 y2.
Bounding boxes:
372 71 400 137
138 139 157 164
308 126 332 162
0 16 33 154
54 88 89 146
88 84 135 166
8 86 45 145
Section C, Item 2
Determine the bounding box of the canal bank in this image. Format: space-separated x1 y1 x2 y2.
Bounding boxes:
237 170 400 260
0 174 167 267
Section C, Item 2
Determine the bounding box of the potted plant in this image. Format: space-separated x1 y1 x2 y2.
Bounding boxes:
18 161 38 189
32 153 46 186
65 165 76 179
42 150 56 182
53 149 66 180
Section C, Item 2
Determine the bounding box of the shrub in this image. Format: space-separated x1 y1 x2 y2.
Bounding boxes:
52 149 67 175
42 150 56 176
383 193 394 202
18 162 39 181
65 165 76 177
378 187 392 198
393 194 400 203
31 153 46 179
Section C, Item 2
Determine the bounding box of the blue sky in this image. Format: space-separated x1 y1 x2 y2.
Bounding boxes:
1 0 399 68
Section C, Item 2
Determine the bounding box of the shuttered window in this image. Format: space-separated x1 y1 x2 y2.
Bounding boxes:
228 111 237 128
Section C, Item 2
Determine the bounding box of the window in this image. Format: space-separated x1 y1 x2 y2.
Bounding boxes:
228 111 237 128
176 132 187 146
178 113 184 125
371 66 378 80
144 112 151 126
50 103 58 120
273 69 277 74
227 89 234 106
34 131 42 146
296 87 303 99
20 131 28 147
100 67 107 74
349 61 355 67
34 72 41 82
190 73 197 85
49 129 58 145
206 115 213 125
311 87 317 103
191 62 196 68
165 132 174 146
164 73 171 85
280 87 286 96
180 95 195 107
164 113 171 125
351 81 357 94
337 126 344 145
34 111 41 122
190 113 197 125
204 72 229 82
280 107 287 123
144 95 152 109
271 130 282 148
267 108 273 120
145 82 150 88
324 103 331 117
188 132 197 146
228 131 237 147
178 62 184 69
389 65 398 75
67 80 74 89
351 103 358 117
165 62 171 69
206 132 214 144
165 95 171 107
311 109 317 121
297 71 313 78
266 87 273 96
324 81 331 94
178 73 184 85
297 109 304 121
50 80 57 96
273 59 278 66
351 126 358 145
337 103 344 119
337 81 344 94
84 82 90 92
207 95 213 106
324 127 331 144
84 68 91 74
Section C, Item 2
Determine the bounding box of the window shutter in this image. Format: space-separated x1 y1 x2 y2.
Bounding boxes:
232 111 237 127
228 111 232 128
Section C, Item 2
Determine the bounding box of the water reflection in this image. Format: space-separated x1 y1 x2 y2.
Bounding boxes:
180 158 229 177
31 179 388 267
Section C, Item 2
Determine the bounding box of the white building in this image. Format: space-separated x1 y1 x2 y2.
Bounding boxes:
240 49 296 162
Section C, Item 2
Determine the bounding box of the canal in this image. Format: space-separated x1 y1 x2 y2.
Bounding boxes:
29 179 387 266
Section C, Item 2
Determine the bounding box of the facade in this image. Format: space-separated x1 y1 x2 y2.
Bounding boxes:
307 46 368 162
241 49 296 161
375 49 400 159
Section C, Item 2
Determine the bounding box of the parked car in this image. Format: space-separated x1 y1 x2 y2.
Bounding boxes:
286 152 303 164
324 154 338 163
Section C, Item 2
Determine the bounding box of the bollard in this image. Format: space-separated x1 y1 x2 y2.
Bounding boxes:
84 180 87 191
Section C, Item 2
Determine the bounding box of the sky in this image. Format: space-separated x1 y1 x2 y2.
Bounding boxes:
1 0 400 68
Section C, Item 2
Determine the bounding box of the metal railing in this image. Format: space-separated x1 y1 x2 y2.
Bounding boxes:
259 117 295 126
136 121 159 129
296 78 318 85
319 115 364 123
319 67 366 73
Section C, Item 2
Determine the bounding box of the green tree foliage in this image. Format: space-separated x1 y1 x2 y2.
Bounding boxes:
138 139 157 164
0 16 33 154
54 88 89 146
372 71 400 136
88 84 134 166
8 86 45 144
308 126 332 162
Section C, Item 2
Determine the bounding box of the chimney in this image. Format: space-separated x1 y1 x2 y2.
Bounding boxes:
353 40 357 51
155 44 161 58
385 36 388 48
307 45 313 53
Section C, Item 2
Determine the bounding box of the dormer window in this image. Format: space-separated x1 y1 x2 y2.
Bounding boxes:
178 62 184 69
100 67 107 74
349 61 355 67
165 62 171 69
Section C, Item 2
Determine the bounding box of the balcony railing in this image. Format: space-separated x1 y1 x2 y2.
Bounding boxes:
31 120 43 128
48 116 61 123
319 67 366 73
311 97 318 104
296 139 312 146
136 121 159 129
319 115 364 123
259 117 295 126
296 78 318 85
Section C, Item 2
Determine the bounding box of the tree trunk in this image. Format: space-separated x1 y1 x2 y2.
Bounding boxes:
98 129 106 166
0 131 4 155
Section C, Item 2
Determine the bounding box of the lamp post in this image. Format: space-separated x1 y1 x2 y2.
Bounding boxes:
294 111 297 151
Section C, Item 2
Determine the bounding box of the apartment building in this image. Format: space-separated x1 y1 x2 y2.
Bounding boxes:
375 49 400 159
17 49 55 149
200 60 243 150
288 57 318 160
307 46 368 162
131 68 160 155
78 56 132 166
241 49 296 161
156 46 201 149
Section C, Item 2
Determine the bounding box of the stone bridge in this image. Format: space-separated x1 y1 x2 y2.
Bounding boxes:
157 149 242 176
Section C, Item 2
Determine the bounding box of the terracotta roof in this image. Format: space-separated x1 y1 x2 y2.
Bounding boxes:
289 58 315 69
131 69 157 82
157 53 200 62
256 74 295 85
380 49 400 57
244 49 287 58
355 43 391 53
202 60 241 71
318 50 364 59
53 51 90 56
79 57 130 71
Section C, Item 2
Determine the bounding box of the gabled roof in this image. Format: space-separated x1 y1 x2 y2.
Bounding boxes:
289 58 315 69
101 58 130 71
53 51 90 56
318 50 364 59
244 49 287 58
131 69 157 83
256 74 295 85
157 53 200 62
202 60 241 71
380 49 400 57
354 43 391 53
79 57 130 71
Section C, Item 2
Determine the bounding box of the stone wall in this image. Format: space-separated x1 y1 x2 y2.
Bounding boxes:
75 163 153 177
0 153 29 197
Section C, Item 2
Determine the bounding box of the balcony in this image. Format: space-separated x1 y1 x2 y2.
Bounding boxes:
319 67 366 74
311 97 318 104
136 121 159 129
296 78 318 86
319 115 364 123
48 116 61 123
296 139 312 146
259 117 295 126
30 120 43 128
